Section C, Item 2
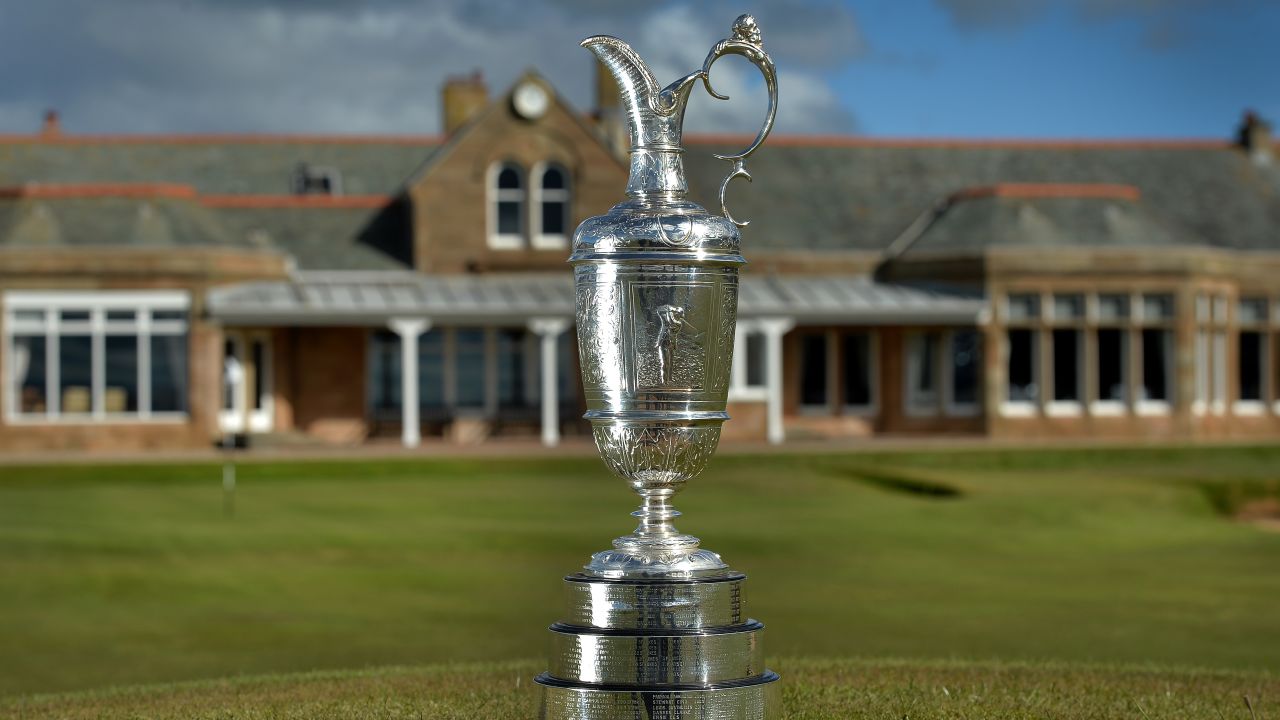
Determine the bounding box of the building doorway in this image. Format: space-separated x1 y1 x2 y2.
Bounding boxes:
219 331 273 435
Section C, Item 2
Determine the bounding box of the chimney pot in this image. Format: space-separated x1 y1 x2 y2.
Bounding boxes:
42 109 60 136
1238 110 1273 165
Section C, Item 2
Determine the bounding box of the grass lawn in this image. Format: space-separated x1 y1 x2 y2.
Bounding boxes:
1 445 1278 703
4 659 1277 720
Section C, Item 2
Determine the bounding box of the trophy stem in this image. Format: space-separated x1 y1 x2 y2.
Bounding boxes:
632 490 682 538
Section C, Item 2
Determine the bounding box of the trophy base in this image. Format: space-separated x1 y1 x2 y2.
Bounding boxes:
538 673 781 720
585 543 729 579
537 573 779 719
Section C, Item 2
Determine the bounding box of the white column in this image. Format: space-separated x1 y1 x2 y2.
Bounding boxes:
389 318 430 448
760 317 795 445
529 318 571 447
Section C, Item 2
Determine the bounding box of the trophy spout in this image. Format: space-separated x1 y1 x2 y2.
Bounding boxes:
582 14 778 218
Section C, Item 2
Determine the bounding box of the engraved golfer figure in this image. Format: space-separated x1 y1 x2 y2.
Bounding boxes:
654 304 704 385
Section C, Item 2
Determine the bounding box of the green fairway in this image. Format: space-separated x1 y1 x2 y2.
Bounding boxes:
4 659 1277 720
1 446 1279 698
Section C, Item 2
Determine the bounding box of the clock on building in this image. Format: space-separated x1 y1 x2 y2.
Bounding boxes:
512 81 549 120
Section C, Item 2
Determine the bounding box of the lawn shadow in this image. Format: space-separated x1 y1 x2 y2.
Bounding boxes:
825 465 964 499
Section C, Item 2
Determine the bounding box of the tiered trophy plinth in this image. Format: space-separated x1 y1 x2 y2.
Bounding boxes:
540 12 780 719
536 572 779 719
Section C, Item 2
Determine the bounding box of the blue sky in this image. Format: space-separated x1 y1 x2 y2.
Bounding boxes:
845 0 1280 138
0 0 1275 139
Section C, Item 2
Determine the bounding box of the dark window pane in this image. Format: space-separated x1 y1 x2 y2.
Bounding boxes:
1052 328 1080 402
745 332 765 388
105 335 139 413
106 310 136 322
251 340 266 411
152 310 186 322
951 330 979 406
60 310 90 322
1240 331 1263 401
542 201 566 235
558 332 576 404
542 167 565 189
497 330 526 408
456 329 486 407
915 333 937 393
370 331 401 413
497 166 521 189
15 335 46 414
1096 328 1126 402
419 331 445 410
800 334 828 406
59 335 92 413
843 333 871 406
498 201 521 235
1141 329 1170 402
150 335 188 413
1007 329 1037 402
1143 295 1174 322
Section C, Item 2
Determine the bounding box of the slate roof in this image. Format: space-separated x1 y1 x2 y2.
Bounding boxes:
0 189 247 249
207 271 985 325
681 139 1280 252
213 203 411 270
889 184 1204 256
0 136 438 195
1 128 1277 268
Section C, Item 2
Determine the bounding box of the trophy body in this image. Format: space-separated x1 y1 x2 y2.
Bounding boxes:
537 15 780 719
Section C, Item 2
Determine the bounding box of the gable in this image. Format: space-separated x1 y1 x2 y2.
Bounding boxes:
405 73 627 273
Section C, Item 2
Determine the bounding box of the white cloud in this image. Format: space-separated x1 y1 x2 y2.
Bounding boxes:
0 0 860 135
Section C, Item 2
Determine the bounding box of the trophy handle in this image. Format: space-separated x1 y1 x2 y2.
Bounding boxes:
699 15 778 228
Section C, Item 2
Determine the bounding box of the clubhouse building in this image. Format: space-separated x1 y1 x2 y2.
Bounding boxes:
2 70 1279 452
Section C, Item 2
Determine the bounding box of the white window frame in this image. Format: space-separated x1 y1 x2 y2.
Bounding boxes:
1135 293 1175 417
730 321 767 402
1193 328 1209 417
1234 297 1269 416
904 330 941 417
1000 292 1042 417
4 290 190 424
1090 293 1130 417
943 329 981 417
1046 294 1085 417
841 330 878 417
487 161 526 250
531 161 571 251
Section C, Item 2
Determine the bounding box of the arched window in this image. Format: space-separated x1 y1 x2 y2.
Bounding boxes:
534 163 571 250
488 162 525 249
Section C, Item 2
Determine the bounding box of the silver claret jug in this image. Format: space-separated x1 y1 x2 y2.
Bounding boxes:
536 13 782 719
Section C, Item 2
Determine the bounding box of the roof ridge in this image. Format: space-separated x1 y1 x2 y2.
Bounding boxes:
200 194 392 209
0 130 1235 150
684 133 1234 150
950 183 1142 202
0 183 198 200
0 133 442 146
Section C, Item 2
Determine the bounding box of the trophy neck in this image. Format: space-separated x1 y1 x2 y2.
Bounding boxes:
625 146 688 202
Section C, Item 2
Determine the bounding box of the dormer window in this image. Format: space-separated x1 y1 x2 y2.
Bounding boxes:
533 163 570 250
488 162 525 250
292 163 342 195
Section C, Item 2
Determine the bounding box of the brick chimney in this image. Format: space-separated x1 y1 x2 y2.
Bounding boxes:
41 109 61 137
1237 110 1273 165
442 71 487 135
593 58 628 158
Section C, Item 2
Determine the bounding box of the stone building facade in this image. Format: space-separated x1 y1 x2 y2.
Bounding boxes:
1 73 1277 452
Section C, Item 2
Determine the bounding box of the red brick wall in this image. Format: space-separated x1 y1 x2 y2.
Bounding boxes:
288 327 370 444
